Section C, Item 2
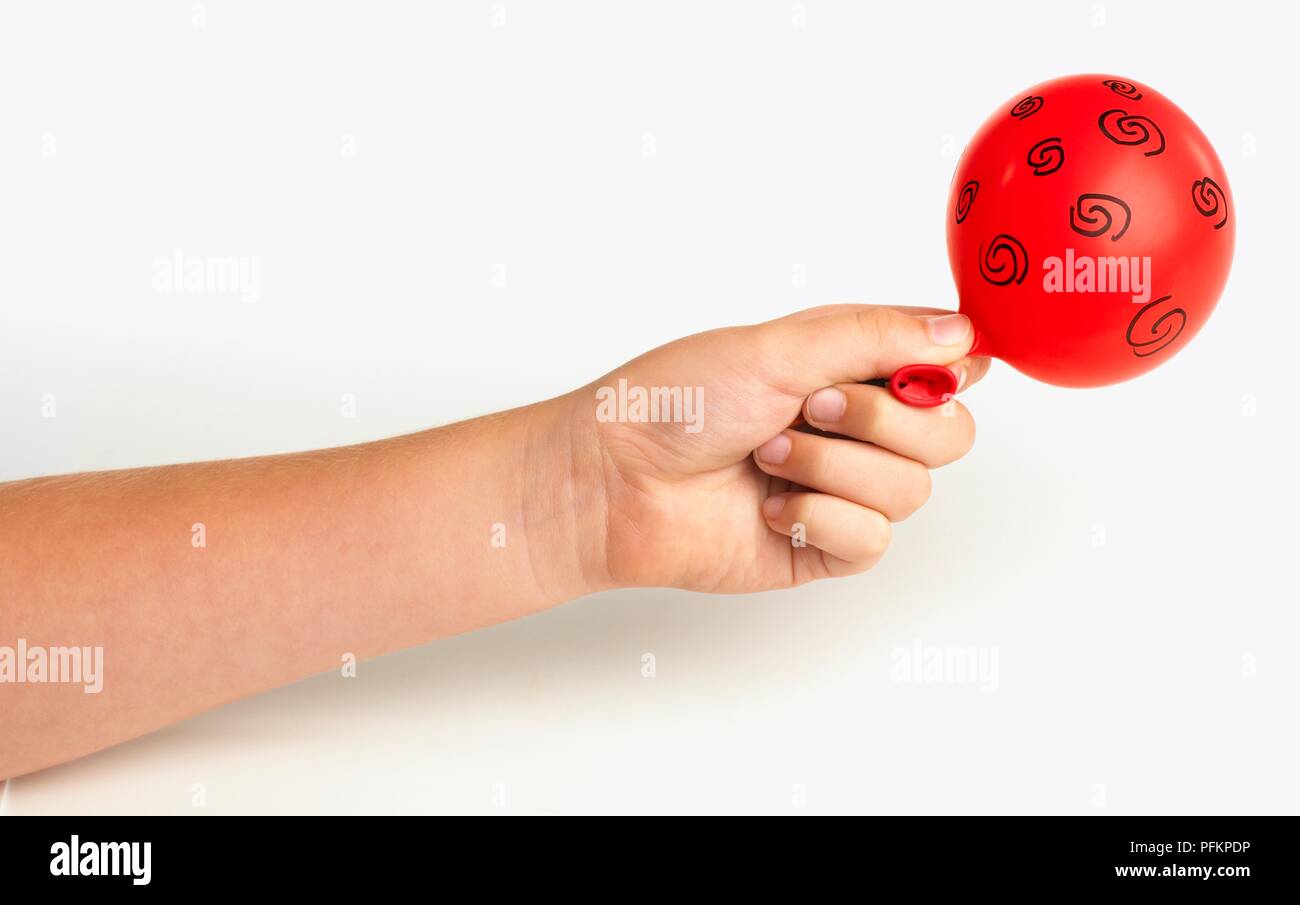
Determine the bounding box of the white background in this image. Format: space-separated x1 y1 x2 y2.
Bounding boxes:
2 0 1297 815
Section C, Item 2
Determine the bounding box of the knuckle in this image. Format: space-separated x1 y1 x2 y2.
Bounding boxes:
810 437 838 486
956 406 977 456
934 402 976 464
895 462 932 519
864 514 892 557
967 356 993 387
796 494 819 529
857 388 891 438
853 307 901 350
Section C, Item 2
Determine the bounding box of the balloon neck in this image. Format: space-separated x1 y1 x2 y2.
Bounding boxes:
889 364 960 408
887 323 988 408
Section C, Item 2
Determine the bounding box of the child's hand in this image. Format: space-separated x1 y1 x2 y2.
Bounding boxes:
566 305 988 592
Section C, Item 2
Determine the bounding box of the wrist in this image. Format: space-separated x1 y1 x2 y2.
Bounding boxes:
516 391 616 600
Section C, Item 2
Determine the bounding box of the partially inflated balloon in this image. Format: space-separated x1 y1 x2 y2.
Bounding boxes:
890 74 1234 406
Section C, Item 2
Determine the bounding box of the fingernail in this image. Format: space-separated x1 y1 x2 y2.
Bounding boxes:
807 386 847 422
755 433 792 465
954 364 968 392
762 495 787 519
925 313 971 346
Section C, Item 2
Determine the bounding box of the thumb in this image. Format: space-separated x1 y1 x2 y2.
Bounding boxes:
756 306 973 394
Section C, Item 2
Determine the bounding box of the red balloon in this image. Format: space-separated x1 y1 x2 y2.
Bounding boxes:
890 74 1234 406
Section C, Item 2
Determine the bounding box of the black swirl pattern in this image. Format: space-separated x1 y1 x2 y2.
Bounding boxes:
1010 96 1043 120
1102 79 1143 101
1126 295 1187 358
979 234 1029 286
955 180 979 224
1191 177 1228 229
1098 109 1165 157
1027 137 1064 176
1069 193 1131 241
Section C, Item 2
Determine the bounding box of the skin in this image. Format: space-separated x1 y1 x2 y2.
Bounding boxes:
0 304 989 779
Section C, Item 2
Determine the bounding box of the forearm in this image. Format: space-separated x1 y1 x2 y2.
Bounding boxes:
0 394 608 778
